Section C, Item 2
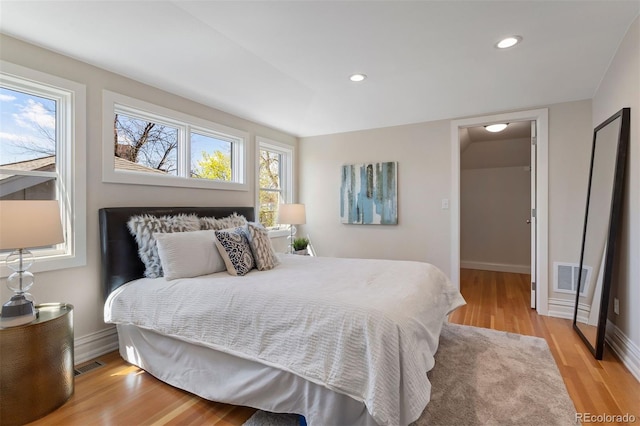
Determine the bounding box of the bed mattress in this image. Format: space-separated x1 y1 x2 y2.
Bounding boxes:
105 255 465 425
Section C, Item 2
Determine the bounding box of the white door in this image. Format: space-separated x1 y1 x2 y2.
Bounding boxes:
530 121 537 309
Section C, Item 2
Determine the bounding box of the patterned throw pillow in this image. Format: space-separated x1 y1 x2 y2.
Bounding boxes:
127 214 201 278
246 222 279 271
200 213 247 230
214 226 255 276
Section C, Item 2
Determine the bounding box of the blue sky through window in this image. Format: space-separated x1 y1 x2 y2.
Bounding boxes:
0 87 56 167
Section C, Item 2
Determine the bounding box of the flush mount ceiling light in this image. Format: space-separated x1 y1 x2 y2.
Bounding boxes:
496 36 522 49
485 123 509 132
349 73 367 82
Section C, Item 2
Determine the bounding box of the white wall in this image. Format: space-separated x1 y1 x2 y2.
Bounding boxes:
299 121 452 272
299 100 593 296
460 135 531 272
461 166 531 272
461 137 530 170
592 16 639 350
0 35 297 354
547 100 594 306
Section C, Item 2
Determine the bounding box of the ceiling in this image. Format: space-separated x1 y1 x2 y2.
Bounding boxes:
1 1 638 137
462 122 531 169
467 121 531 143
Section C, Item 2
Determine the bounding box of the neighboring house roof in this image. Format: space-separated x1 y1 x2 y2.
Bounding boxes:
1 155 56 173
0 155 56 188
0 155 166 183
0 155 57 197
114 156 167 174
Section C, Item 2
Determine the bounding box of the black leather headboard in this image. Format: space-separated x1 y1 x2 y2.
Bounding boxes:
99 206 255 299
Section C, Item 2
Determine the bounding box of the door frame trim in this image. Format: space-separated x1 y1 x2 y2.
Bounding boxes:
450 108 549 315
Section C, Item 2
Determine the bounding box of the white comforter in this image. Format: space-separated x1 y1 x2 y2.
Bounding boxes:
105 255 465 425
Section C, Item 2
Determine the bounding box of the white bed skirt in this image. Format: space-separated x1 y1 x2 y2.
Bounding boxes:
117 324 380 426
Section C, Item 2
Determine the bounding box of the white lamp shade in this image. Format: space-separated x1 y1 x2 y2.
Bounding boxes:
0 200 64 250
278 203 306 225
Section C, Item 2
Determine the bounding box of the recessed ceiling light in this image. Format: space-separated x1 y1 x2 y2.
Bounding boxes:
350 73 367 82
496 36 522 49
485 123 509 132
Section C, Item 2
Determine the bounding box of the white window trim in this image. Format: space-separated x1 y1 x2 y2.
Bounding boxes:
0 61 87 276
256 136 295 236
102 90 248 191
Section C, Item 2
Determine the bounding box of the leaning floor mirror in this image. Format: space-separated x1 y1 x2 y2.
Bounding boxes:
573 107 630 360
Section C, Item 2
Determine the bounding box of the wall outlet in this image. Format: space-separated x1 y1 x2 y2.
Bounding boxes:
614 297 620 315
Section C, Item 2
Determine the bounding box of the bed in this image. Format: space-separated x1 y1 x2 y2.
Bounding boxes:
100 206 465 426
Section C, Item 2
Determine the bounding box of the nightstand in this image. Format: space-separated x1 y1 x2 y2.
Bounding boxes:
0 303 74 425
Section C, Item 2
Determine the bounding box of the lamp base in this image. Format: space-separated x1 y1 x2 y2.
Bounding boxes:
0 294 37 328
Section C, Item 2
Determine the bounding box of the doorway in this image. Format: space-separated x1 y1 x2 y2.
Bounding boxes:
459 121 534 305
450 109 549 316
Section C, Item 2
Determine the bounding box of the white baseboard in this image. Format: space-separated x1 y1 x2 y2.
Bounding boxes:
547 297 590 323
74 326 119 365
547 298 575 320
606 320 640 382
461 261 530 274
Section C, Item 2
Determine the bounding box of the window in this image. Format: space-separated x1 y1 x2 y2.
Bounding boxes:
257 137 293 229
0 61 86 275
114 111 179 176
103 90 247 190
190 131 232 181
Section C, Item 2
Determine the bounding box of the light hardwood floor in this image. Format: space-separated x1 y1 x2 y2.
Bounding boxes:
31 269 639 425
449 269 640 426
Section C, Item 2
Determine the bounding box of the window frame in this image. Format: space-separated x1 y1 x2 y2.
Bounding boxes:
256 136 294 236
102 90 248 191
0 61 87 276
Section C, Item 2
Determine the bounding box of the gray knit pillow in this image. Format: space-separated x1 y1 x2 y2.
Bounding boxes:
127 214 201 278
246 222 279 271
200 213 247 230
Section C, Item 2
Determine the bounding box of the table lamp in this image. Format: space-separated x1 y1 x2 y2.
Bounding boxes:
278 203 306 254
0 200 64 327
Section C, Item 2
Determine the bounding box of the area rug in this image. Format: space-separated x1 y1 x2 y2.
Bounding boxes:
243 323 578 426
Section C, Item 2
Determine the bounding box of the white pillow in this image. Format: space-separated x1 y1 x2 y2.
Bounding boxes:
155 230 226 280
127 214 201 278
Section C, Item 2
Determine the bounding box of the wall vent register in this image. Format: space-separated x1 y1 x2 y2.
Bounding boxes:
554 262 591 296
74 360 106 377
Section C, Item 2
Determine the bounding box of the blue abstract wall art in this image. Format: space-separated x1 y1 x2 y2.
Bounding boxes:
340 161 398 225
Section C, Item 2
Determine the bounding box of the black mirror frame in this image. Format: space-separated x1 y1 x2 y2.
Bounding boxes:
573 107 630 360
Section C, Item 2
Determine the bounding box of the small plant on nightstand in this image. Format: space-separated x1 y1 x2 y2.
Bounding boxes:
292 237 309 255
